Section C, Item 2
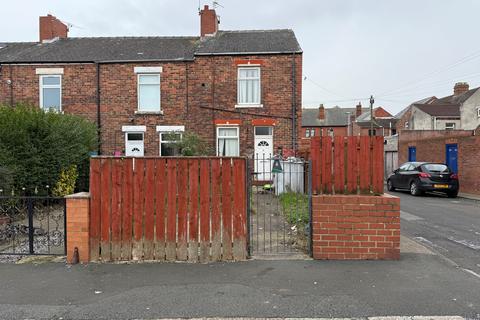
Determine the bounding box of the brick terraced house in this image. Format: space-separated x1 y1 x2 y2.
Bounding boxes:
0 7 302 160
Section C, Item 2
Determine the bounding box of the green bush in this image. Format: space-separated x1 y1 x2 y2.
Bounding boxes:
164 132 213 156
0 105 97 196
52 165 79 197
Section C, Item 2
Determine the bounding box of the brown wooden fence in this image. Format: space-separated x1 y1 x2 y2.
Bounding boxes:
310 136 384 195
89 157 247 262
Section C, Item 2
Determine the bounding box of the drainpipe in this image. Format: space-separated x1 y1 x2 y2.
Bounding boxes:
9 65 14 106
96 62 102 155
291 52 297 154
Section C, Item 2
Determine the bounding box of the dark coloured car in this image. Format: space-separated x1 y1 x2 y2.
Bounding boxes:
387 162 459 197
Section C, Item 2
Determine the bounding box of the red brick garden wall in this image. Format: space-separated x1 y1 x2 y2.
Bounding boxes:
312 194 400 260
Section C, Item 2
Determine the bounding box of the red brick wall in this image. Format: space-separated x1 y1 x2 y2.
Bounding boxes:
0 53 302 157
312 194 400 260
66 193 90 263
399 130 480 195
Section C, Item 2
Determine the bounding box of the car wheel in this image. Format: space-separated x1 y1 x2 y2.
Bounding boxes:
410 181 422 196
387 179 395 191
447 191 458 198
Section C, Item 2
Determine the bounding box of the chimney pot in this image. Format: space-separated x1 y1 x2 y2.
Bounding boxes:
199 5 219 37
39 14 68 42
356 102 362 118
453 82 469 96
318 104 325 120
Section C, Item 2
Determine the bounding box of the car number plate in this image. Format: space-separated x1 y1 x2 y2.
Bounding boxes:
434 184 449 188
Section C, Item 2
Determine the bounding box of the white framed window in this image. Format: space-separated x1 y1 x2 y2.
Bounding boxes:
40 75 62 112
310 128 315 137
305 129 310 138
157 126 185 156
405 121 409 129
217 126 239 156
445 122 456 130
137 74 161 112
477 107 480 118
237 67 261 107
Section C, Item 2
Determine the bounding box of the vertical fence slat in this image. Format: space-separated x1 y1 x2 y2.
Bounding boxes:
132 158 145 260
346 136 358 194
166 159 177 261
232 158 247 260
210 159 222 261
143 159 155 260
154 159 166 261
310 137 320 194
199 159 211 262
176 160 188 261
359 137 371 193
221 158 233 260
100 158 112 261
373 136 384 194
110 158 123 260
334 136 345 194
321 137 332 193
121 158 134 260
187 159 199 262
89 159 101 261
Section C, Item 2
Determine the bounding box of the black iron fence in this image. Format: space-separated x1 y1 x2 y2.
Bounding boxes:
0 197 66 256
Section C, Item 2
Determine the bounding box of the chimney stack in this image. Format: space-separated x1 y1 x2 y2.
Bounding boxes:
356 102 362 118
453 82 469 96
39 14 68 42
199 5 219 37
318 104 325 120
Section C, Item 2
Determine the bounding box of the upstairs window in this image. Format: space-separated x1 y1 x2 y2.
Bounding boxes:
477 107 480 118
305 129 310 138
137 74 161 112
40 75 61 112
237 67 261 106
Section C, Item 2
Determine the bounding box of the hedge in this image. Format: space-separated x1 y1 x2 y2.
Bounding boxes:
0 105 97 196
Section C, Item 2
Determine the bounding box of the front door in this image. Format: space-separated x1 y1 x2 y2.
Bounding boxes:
446 144 458 173
125 132 144 157
408 146 416 162
254 126 273 181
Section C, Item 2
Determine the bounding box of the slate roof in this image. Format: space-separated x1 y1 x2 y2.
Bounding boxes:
394 96 436 119
0 29 302 63
356 117 399 129
413 103 460 117
302 107 368 127
433 87 479 105
195 30 302 55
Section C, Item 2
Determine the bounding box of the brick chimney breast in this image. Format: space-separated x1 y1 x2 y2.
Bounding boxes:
318 104 325 120
199 5 219 37
356 102 362 118
39 14 69 42
454 82 469 96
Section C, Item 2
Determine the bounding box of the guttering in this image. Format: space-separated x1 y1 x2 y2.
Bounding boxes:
194 50 303 56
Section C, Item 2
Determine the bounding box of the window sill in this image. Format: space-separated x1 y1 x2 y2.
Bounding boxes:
135 110 164 115
235 104 263 108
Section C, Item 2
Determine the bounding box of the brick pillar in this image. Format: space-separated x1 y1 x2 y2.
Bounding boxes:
65 192 90 263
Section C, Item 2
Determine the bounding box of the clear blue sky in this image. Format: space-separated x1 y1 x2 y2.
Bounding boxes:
2 0 480 114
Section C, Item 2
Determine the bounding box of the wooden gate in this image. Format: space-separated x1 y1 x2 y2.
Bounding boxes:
89 157 247 262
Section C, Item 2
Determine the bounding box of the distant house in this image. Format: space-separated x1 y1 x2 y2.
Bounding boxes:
301 103 367 139
353 106 398 136
396 82 480 131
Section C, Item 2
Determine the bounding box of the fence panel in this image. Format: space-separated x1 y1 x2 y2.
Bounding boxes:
310 136 384 195
89 157 248 262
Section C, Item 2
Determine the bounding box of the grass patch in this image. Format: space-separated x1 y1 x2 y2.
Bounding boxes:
279 192 309 226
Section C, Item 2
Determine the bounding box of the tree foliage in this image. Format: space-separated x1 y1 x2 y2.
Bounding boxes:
0 105 97 195
164 132 212 156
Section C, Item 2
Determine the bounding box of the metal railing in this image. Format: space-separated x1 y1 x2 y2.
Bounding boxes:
0 197 66 256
